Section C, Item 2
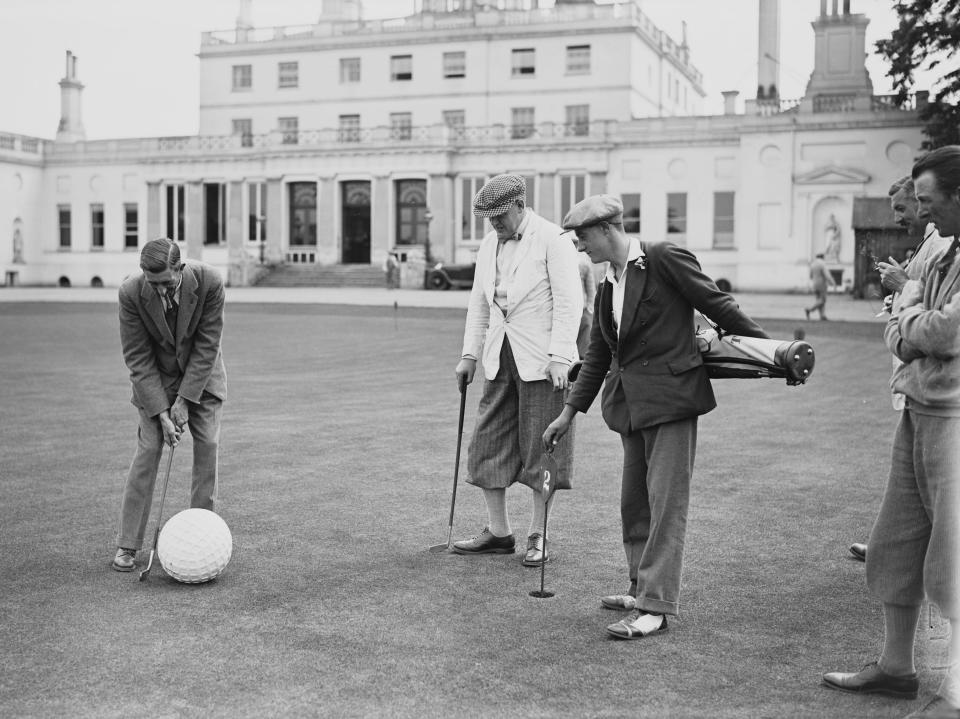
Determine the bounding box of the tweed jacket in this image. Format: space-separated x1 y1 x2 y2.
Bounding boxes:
461 209 583 382
885 242 960 414
118 261 227 417
567 240 768 434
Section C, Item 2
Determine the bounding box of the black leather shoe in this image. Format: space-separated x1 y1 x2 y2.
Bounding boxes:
849 543 867 561
452 527 515 555
822 662 919 699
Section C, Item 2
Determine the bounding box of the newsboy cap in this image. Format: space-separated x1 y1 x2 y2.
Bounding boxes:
472 174 526 217
562 194 623 230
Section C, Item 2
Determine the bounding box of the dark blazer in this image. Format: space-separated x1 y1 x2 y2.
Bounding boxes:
567 241 768 434
118 261 227 417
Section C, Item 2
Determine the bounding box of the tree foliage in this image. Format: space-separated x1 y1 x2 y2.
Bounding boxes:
875 0 960 149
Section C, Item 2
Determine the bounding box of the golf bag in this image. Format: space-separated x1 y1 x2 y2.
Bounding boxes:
695 321 815 385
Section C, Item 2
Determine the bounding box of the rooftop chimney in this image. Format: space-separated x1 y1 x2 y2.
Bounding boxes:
804 0 873 106
757 0 780 100
55 51 85 143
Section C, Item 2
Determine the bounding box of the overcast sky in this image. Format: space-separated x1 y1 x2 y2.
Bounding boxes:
0 0 925 140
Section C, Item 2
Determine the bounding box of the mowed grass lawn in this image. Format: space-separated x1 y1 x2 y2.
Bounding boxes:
0 301 948 719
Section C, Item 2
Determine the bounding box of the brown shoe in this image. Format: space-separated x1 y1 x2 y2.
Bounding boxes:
452 527 515 555
822 662 919 699
112 547 136 572
522 533 548 566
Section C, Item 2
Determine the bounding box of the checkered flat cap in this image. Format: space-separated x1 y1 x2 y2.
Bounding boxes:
472 174 526 217
562 194 623 230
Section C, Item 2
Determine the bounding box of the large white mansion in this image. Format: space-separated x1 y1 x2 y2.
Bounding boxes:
0 0 925 292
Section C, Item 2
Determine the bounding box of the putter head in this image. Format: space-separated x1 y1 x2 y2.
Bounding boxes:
529 590 555 598
138 550 155 581
428 542 451 554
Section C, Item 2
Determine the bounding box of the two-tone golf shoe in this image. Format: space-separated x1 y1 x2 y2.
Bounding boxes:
452 527 515 555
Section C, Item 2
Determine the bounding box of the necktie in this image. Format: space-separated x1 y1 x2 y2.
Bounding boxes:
164 288 178 334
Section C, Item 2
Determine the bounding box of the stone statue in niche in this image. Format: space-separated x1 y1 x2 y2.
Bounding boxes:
823 213 842 263
12 226 24 264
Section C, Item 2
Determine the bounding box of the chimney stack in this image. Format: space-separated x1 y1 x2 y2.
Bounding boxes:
757 0 780 100
55 51 85 143
722 90 740 115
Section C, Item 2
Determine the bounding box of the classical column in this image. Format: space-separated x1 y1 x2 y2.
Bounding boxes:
372 174 391 260
266 179 283 263
538 172 556 222
316 177 336 264
429 173 453 262
185 181 203 260
589 172 607 196
226 181 246 285
146 182 161 240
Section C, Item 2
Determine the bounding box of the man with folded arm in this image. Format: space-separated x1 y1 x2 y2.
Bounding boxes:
823 146 960 719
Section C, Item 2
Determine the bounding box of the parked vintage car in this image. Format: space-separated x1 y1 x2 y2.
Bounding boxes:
426 261 475 290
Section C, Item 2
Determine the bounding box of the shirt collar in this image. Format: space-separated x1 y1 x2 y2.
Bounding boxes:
500 209 530 243
605 237 645 283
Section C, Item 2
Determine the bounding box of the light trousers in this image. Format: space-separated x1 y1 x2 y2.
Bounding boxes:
867 409 960 618
620 417 698 616
116 394 222 550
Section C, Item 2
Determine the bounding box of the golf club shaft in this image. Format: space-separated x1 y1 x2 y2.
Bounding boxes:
445 377 467 544
140 443 175 579
539 502 548 594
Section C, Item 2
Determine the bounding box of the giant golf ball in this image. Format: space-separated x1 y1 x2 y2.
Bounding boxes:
157 508 232 583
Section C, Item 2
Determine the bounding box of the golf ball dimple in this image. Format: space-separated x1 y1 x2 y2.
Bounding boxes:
157 508 232 583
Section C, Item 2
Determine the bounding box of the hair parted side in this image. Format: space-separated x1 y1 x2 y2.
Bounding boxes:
140 238 181 273
911 145 960 194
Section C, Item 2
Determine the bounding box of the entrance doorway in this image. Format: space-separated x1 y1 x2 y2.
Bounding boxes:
288 182 317 262
395 179 428 255
341 181 371 264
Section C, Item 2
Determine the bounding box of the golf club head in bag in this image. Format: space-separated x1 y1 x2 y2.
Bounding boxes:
695 325 815 385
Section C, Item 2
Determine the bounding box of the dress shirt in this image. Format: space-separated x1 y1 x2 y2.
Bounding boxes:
493 211 531 314
605 237 645 336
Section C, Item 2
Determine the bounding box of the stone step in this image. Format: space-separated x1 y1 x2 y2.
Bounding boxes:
255 264 385 288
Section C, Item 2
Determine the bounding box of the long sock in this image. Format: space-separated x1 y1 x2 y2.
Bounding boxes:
483 488 511 537
938 618 960 707
878 603 921 676
529 490 554 538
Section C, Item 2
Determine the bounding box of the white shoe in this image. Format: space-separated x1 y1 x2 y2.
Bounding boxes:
606 610 668 640
600 594 638 610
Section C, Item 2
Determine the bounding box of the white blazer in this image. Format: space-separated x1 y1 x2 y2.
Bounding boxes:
461 209 583 382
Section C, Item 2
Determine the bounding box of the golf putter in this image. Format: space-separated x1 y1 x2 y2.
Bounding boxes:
430 374 468 553
530 450 558 598
139 443 176 581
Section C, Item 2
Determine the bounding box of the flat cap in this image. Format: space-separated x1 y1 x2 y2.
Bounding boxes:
562 194 623 230
472 174 526 217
